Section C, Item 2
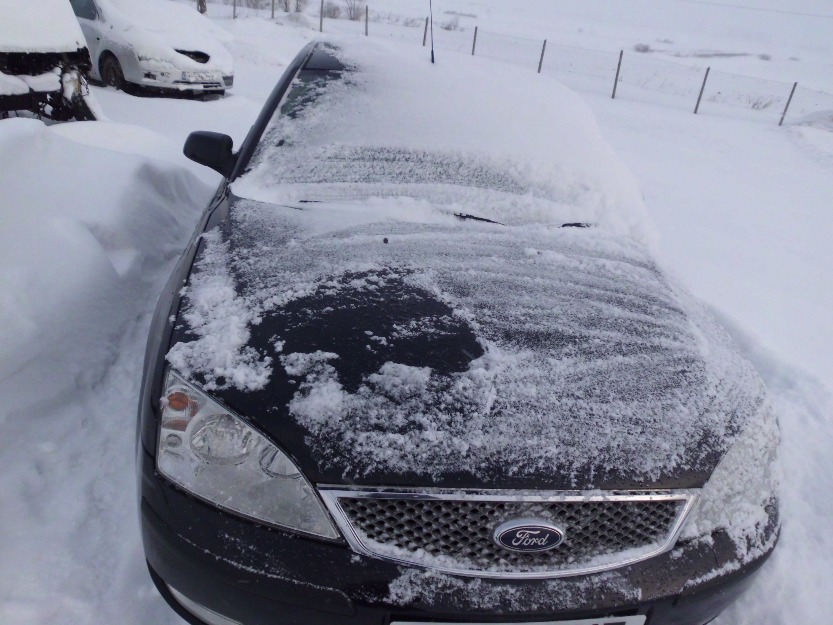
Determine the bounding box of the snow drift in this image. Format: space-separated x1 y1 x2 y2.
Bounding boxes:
0 118 208 415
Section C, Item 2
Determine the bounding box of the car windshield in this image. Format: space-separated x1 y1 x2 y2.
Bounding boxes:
259 63 528 186
239 65 543 208
232 41 649 237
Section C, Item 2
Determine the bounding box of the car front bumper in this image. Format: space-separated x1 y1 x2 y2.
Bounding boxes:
139 447 777 625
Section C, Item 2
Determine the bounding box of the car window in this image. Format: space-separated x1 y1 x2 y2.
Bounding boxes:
70 0 98 20
245 68 533 197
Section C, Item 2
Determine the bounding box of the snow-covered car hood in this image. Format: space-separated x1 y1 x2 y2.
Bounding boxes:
167 195 769 491
98 0 233 74
0 0 86 53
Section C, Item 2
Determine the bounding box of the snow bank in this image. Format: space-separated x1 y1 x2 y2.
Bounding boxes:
0 117 209 625
710 313 833 624
0 0 86 53
0 118 209 415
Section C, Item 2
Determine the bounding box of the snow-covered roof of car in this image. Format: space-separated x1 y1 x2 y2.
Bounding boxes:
0 0 86 53
100 0 232 44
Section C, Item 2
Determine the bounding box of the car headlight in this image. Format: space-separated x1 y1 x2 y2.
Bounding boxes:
681 401 780 549
157 369 339 539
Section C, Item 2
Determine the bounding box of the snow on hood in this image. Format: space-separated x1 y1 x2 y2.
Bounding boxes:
98 0 233 73
0 0 86 53
235 39 654 245
168 196 768 489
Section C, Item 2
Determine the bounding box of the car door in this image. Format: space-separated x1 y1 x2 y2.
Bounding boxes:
69 0 104 77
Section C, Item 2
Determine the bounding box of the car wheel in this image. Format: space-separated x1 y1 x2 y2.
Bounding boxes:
100 54 125 90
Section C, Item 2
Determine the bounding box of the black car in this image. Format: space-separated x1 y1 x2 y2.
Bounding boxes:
138 41 780 625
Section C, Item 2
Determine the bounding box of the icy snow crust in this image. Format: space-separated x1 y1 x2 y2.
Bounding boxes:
0 0 86 53
171 195 768 489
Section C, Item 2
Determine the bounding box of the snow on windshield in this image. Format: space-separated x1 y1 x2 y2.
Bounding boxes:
233 39 653 244
0 0 86 53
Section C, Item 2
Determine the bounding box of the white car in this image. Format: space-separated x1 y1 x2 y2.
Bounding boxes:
68 0 234 97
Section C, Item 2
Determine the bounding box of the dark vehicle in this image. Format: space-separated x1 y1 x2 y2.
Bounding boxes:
0 0 97 121
138 42 780 625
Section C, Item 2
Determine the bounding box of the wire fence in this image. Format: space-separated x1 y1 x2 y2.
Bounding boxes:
204 0 833 125
374 19 833 126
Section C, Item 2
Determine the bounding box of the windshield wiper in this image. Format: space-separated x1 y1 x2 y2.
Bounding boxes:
453 213 504 225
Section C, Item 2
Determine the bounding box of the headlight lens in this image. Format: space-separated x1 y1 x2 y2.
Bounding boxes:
681 401 780 549
157 369 339 539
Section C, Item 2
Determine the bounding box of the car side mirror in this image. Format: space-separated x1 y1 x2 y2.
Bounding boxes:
183 131 237 179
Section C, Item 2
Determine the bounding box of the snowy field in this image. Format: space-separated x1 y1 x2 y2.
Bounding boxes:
1 0 832 623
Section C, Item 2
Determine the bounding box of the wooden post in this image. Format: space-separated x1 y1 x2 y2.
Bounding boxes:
779 82 798 126
233 0 237 19
423 17 429 46
319 0 323 32
611 50 623 99
694 67 710 114
538 39 547 74
271 0 275 19
365 5 369 36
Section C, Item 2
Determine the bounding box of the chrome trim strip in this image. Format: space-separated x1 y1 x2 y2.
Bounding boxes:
319 486 699 580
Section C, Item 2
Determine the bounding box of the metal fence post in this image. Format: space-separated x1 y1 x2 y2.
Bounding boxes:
365 5 369 36
779 82 798 126
538 39 547 74
694 67 710 114
423 17 429 46
319 0 323 32
611 50 623 99
233 0 237 19
271 0 275 19
471 26 478 56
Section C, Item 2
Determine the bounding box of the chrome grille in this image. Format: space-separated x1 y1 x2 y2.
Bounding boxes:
321 488 698 579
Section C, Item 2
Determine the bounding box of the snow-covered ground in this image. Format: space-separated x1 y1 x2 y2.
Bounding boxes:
1 1 832 624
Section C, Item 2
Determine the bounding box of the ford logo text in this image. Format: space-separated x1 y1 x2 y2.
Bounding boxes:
493 519 565 553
